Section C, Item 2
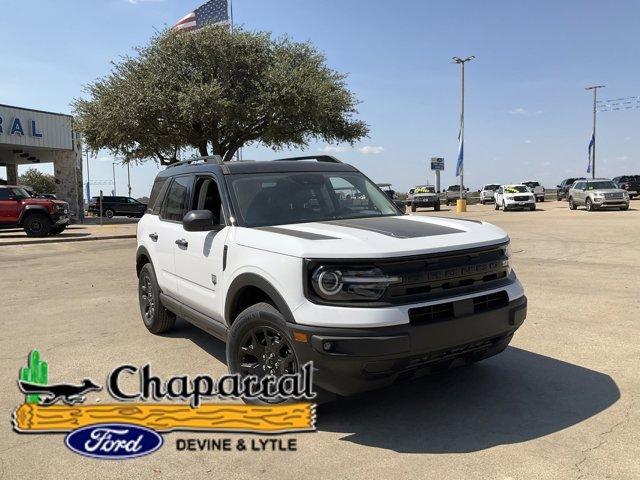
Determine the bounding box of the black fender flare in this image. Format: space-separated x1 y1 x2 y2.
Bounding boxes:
18 205 50 225
225 273 296 326
136 245 152 276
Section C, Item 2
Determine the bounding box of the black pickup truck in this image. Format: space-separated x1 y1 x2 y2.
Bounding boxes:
612 175 640 199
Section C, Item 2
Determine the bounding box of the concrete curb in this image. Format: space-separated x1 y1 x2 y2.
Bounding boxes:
0 234 136 247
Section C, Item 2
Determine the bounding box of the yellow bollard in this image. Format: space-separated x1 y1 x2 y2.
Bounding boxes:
456 199 467 213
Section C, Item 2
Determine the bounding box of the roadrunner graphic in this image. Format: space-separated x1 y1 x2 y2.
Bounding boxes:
18 379 101 406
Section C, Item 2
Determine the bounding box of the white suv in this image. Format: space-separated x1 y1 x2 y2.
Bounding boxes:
136 155 527 398
480 184 500 204
495 184 536 211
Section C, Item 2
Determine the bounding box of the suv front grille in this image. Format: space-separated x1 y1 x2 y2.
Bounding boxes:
384 244 509 304
604 192 623 199
513 195 530 201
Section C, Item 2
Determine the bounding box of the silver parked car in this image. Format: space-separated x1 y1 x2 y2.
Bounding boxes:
568 179 630 211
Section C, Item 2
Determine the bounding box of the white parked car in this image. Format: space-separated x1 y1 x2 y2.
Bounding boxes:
480 184 500 204
136 155 527 399
495 184 537 211
521 181 545 202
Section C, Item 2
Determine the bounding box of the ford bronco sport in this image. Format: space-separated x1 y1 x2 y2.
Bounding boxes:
136 155 527 398
0 185 69 236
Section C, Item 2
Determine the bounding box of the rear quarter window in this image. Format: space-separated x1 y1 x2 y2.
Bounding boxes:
148 178 169 215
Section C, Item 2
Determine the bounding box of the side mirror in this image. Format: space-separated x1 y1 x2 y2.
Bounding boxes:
182 210 220 232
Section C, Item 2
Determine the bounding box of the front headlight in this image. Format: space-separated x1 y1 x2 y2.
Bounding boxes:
623 192 630 199
503 243 512 275
311 265 401 302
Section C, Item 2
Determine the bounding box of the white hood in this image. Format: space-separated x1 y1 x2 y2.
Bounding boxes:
235 215 508 259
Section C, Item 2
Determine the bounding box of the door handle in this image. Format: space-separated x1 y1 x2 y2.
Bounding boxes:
175 238 188 248
149 233 158 241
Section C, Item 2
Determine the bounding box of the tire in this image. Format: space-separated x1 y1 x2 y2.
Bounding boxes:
569 197 577 210
586 198 594 211
138 263 175 334
530 204 536 211
494 201 500 210
480 200 485 205
502 201 507 212
104 208 115 219
411 204 416 212
228 302 309 403
620 205 629 211
434 202 440 211
540 197 545 202
50 224 67 235
23 213 52 237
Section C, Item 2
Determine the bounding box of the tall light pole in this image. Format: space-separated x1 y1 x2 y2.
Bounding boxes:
452 56 474 204
585 85 605 179
111 162 117 196
127 162 132 198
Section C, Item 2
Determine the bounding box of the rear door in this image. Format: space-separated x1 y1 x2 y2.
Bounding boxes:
174 175 229 322
155 175 195 297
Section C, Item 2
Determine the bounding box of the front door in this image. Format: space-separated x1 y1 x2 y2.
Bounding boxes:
155 175 195 297
0 189 20 224
174 176 229 322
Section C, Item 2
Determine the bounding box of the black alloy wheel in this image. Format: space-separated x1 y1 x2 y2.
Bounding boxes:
237 326 298 378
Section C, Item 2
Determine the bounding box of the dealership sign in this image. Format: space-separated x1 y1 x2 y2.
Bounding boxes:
0 115 44 139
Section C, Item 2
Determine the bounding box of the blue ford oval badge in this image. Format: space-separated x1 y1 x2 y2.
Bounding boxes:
65 423 163 459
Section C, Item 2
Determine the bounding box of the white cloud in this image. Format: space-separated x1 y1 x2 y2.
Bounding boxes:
319 145 384 155
524 139 532 144
509 107 542 116
357 145 384 155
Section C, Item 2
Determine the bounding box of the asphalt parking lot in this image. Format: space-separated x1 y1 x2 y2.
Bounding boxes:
1 201 638 480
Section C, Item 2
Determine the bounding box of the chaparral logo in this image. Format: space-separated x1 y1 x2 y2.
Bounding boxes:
13 350 316 459
65 424 163 460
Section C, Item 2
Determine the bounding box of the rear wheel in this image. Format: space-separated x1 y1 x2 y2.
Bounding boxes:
138 263 175 334
104 208 115 219
23 213 52 237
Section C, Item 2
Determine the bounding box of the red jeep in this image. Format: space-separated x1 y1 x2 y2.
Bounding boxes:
0 185 70 237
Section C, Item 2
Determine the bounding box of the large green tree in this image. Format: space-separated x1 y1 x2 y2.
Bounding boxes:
74 27 368 164
18 168 57 194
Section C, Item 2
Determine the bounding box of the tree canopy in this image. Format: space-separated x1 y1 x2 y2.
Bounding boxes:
74 26 369 164
18 168 57 194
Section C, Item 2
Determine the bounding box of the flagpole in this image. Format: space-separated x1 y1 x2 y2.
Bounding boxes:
585 85 604 179
452 56 474 207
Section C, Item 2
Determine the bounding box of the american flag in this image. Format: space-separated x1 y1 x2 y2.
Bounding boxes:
173 0 230 32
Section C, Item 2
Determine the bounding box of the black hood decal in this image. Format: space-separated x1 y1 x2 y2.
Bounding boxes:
256 226 338 240
321 217 464 238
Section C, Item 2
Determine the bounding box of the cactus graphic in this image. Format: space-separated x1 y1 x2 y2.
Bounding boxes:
19 350 48 404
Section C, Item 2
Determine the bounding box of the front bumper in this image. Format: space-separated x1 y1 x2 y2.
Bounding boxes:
51 212 70 226
504 199 535 209
289 295 527 396
592 198 629 208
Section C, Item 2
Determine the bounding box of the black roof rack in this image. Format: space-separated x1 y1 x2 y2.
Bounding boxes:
165 155 224 169
272 155 342 164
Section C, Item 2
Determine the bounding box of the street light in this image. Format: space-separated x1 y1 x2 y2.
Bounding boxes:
585 85 605 179
452 56 474 212
111 162 117 196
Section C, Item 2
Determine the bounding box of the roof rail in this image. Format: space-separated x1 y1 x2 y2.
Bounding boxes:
165 155 224 169
272 155 342 164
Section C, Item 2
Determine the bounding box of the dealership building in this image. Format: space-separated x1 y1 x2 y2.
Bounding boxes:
0 104 84 217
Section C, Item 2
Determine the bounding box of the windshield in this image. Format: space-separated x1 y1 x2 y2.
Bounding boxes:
504 185 529 193
483 184 500 191
586 181 617 190
414 186 435 193
10 187 32 198
228 172 400 227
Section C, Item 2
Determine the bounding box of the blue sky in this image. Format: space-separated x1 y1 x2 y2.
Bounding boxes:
1 0 638 197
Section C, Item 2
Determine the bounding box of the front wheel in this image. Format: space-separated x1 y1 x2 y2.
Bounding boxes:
434 202 440 211
410 204 416 212
530 204 536 211
227 303 299 403
502 201 507 211
494 201 500 210
138 263 175 334
586 198 594 211
569 197 577 210
24 213 52 237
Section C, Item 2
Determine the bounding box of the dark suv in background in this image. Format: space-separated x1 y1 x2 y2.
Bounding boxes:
557 177 585 200
88 196 147 218
612 175 640 199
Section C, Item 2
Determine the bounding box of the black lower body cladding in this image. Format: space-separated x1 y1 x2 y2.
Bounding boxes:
289 295 527 396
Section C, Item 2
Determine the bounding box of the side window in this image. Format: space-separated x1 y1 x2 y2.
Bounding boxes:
148 178 169 215
192 176 225 225
0 189 11 200
161 176 194 222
